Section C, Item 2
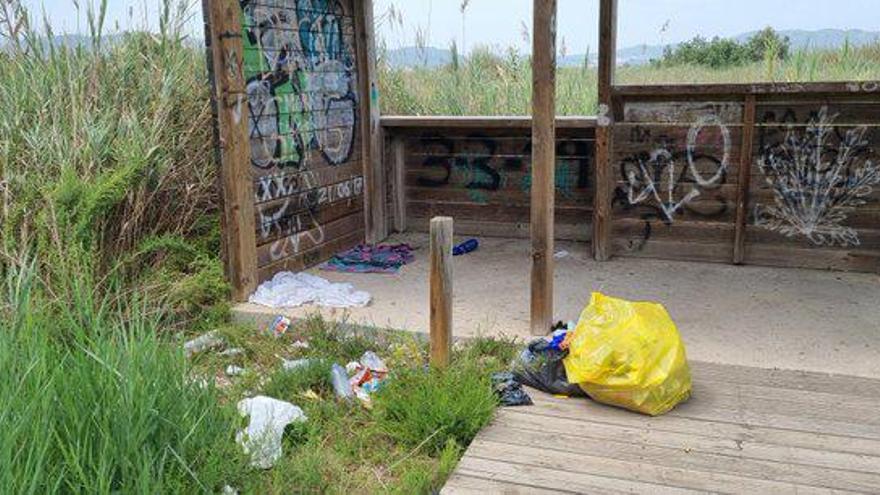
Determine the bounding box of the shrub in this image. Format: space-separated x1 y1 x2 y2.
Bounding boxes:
657 27 791 69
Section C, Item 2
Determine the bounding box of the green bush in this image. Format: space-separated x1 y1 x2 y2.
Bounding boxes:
657 27 791 69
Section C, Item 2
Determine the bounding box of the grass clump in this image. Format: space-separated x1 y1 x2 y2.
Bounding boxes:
0 263 251 494
374 360 498 456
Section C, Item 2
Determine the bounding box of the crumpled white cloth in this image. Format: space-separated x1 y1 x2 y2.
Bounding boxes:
248 272 371 309
236 396 307 469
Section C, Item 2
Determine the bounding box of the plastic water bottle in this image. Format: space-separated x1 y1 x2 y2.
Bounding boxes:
453 238 479 256
330 363 353 399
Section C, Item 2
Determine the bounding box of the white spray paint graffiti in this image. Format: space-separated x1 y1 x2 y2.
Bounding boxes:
624 113 731 222
258 176 364 261
626 149 702 222
242 0 357 170
687 114 731 187
754 107 880 246
597 104 612 127
239 0 362 267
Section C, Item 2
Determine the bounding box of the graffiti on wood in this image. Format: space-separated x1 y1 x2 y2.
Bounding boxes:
614 107 733 224
237 0 363 267
241 0 358 171
414 135 591 204
754 106 880 246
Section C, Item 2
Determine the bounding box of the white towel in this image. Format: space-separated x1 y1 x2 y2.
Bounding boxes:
248 272 371 309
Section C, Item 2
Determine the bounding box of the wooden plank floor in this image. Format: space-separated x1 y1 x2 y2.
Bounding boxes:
442 361 880 494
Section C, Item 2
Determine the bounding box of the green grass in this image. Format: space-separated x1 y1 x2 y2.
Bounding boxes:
0 262 252 493
378 42 880 116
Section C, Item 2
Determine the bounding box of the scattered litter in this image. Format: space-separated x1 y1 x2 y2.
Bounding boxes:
291 340 310 349
320 243 415 274
452 238 479 256
359 351 388 373
330 363 354 399
236 396 307 469
554 250 570 259
281 358 316 371
267 315 292 338
564 292 692 416
225 365 245 377
491 372 533 407
221 485 238 495
249 272 370 309
337 351 390 407
513 335 585 397
184 331 225 358
219 347 245 358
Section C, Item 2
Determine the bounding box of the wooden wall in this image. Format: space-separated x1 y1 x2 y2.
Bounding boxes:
608 84 880 273
206 0 370 292
382 118 596 241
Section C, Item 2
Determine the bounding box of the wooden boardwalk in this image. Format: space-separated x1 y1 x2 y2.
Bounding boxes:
443 361 880 494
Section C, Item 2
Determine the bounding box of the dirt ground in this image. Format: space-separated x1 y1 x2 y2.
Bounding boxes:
235 234 880 379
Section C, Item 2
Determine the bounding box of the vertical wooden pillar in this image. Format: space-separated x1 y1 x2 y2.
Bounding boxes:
592 0 617 261
430 216 453 368
530 0 557 335
355 0 387 244
733 95 757 264
391 136 407 233
203 0 258 301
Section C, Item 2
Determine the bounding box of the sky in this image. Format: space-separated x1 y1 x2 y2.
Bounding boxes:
20 0 880 52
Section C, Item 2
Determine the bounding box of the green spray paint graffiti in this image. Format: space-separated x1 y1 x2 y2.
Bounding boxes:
241 0 358 171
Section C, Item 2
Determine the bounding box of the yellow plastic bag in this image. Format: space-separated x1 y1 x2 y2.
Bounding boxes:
562 293 691 416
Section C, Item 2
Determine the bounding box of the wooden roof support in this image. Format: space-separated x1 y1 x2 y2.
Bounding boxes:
592 0 617 261
733 95 757 264
530 0 557 335
203 0 258 302
355 0 388 244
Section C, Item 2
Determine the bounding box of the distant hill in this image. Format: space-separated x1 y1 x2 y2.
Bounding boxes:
384 28 880 68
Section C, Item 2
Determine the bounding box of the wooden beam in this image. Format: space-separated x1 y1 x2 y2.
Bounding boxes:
530 0 557 335
592 0 617 262
429 216 453 368
380 116 598 130
612 81 880 97
203 0 258 302
390 136 407 233
733 95 757 265
354 0 387 244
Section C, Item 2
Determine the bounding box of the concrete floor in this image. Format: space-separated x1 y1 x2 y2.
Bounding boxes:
234 233 880 378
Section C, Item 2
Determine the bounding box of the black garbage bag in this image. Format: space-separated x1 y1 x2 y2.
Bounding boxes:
491 372 533 406
512 338 586 397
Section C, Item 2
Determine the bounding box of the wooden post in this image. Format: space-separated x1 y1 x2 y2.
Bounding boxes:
203 0 258 301
733 95 757 264
391 136 407 233
530 0 557 335
429 216 453 368
354 0 387 244
592 0 617 261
